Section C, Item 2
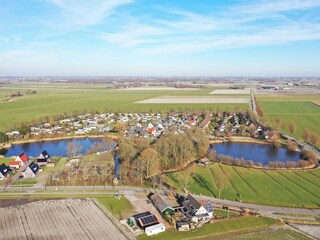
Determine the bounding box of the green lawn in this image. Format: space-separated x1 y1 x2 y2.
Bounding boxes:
258 94 320 147
214 209 239 217
12 179 38 186
227 227 312 240
96 195 137 219
165 164 320 208
0 157 15 165
0 82 248 131
137 217 278 240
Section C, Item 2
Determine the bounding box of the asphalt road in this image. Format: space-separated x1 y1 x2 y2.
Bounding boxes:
1 185 319 221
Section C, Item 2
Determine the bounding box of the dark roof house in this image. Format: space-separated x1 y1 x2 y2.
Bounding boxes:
23 162 40 178
0 163 11 179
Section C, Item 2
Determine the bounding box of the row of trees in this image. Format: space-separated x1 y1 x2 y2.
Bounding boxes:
254 97 264 118
117 128 210 185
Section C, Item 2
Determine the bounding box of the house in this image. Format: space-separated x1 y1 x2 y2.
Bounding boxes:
23 162 39 178
149 193 176 216
37 150 51 166
182 194 214 223
197 157 210 166
15 152 29 166
0 163 11 180
9 161 20 169
145 223 165 236
199 115 212 128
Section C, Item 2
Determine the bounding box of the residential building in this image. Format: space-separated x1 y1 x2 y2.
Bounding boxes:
23 162 39 178
182 194 214 223
15 152 29 166
0 163 11 180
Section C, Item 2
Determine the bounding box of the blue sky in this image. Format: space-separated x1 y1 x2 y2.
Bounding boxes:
0 0 320 76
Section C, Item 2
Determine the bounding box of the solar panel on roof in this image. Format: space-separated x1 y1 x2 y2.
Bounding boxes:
140 215 158 225
205 203 213 212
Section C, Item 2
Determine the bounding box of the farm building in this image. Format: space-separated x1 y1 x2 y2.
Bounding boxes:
0 163 11 180
145 223 165 236
149 193 177 216
15 152 29 166
182 194 214 223
23 162 39 178
133 212 159 230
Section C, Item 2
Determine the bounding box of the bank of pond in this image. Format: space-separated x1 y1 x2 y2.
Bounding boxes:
1 138 304 167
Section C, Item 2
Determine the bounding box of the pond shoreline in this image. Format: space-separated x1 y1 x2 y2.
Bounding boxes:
1 134 119 151
210 136 270 145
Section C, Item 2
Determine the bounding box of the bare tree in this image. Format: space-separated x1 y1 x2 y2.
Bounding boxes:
67 142 83 157
274 117 282 131
302 128 310 142
139 148 160 178
183 167 194 193
310 133 319 146
287 140 298 152
212 168 228 198
288 121 297 135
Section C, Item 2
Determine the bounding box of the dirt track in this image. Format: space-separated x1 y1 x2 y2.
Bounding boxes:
0 199 127 240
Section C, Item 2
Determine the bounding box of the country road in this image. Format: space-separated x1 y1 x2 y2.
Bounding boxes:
1 185 319 222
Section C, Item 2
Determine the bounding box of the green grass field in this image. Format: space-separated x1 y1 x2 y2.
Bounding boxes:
96 195 137 219
165 164 320 208
0 157 15 165
0 82 248 131
137 217 279 240
258 94 320 147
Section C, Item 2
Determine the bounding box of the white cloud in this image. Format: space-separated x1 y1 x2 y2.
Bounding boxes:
102 24 170 47
48 0 133 27
101 0 320 54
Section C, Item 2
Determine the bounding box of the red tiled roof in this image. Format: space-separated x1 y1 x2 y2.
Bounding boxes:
147 127 154 133
9 161 20 165
19 153 29 162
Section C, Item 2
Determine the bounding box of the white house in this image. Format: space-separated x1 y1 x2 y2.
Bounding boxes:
182 194 214 223
15 152 29 166
23 162 39 179
145 223 165 236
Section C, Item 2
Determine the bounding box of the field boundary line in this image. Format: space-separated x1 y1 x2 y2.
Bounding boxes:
291 172 320 191
276 172 320 202
230 166 257 196
218 165 241 194
308 171 320 180
231 167 258 195
263 171 302 202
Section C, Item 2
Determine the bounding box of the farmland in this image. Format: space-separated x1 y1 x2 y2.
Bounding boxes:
0 198 128 240
0 82 248 131
136 96 249 104
258 94 320 147
165 164 320 208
